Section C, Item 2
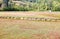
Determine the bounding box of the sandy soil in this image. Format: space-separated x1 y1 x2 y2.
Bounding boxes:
0 12 60 18
0 12 60 39
0 19 60 39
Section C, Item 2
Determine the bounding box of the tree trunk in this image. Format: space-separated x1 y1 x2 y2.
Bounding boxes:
3 0 9 7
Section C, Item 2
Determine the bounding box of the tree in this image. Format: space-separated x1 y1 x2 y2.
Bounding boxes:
3 0 9 7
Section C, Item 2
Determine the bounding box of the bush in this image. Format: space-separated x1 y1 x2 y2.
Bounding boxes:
2 0 60 11
14 6 33 11
3 7 20 11
54 6 60 11
3 5 33 11
52 1 60 11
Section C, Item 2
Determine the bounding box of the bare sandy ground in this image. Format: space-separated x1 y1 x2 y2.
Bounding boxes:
0 12 60 39
0 12 60 19
0 19 60 39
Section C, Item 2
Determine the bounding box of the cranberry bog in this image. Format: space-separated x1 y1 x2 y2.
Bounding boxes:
0 12 60 39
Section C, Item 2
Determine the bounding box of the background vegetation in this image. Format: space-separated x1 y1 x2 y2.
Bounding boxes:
0 0 60 11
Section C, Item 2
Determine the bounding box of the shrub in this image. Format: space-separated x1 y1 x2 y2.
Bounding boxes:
13 6 33 11
52 1 60 11
3 5 33 11
3 7 19 11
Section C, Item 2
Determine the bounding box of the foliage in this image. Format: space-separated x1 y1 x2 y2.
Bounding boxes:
1 0 60 11
3 5 33 11
37 0 60 11
52 1 60 11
